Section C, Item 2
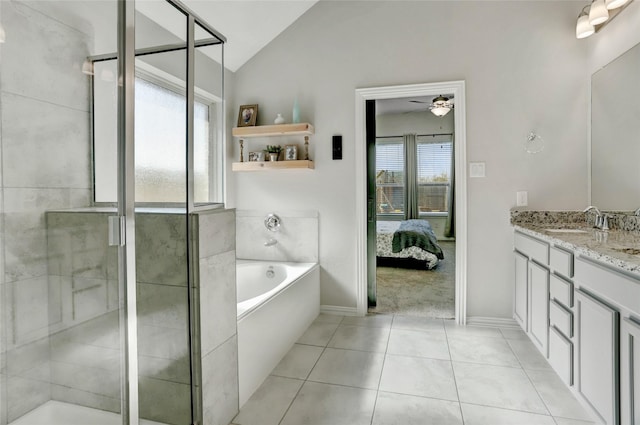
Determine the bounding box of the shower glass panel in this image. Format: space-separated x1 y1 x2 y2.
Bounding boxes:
0 0 127 424
1 1 225 424
193 23 225 207
133 3 191 425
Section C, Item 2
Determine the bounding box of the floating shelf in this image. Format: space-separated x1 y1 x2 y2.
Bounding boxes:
232 160 314 172
232 123 314 138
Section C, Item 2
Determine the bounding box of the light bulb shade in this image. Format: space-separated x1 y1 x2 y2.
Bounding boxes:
429 96 453 117
431 106 451 117
589 0 609 25
605 0 629 9
0 25 5 43
576 13 595 38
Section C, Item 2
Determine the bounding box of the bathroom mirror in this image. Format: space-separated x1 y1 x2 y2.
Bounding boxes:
591 41 640 211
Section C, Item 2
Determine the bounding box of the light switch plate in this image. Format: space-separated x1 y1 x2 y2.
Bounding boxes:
517 191 528 207
469 162 486 178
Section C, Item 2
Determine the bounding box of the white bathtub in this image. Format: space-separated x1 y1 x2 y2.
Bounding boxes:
236 260 320 407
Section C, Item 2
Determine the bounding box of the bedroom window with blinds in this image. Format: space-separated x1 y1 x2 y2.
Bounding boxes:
376 140 405 216
417 137 452 213
376 135 452 219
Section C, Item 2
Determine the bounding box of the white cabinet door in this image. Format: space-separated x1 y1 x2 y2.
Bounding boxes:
622 317 640 425
514 251 528 331
529 261 549 356
576 289 619 425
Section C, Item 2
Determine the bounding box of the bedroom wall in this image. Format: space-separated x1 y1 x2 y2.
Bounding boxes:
375 110 454 240
229 1 589 318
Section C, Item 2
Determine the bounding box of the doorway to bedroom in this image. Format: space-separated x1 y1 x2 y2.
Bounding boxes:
367 96 456 319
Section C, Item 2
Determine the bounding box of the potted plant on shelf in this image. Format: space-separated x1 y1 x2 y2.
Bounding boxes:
265 145 282 161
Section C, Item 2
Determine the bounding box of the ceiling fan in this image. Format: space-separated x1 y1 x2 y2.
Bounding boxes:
408 95 455 117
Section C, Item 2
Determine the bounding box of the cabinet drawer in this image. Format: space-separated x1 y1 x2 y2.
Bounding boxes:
550 246 573 278
514 232 549 265
549 326 573 386
550 299 573 338
550 274 573 308
575 257 640 314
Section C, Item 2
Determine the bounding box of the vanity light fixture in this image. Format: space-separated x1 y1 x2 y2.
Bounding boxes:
606 0 630 9
429 95 453 117
576 6 596 39
589 0 610 25
575 0 632 39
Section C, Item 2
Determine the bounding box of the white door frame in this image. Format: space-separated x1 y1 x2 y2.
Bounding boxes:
354 81 468 324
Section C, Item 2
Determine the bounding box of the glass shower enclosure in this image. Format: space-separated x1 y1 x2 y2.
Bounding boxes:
0 1 226 424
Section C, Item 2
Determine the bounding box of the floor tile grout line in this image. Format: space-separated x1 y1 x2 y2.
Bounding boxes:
368 313 396 425
506 337 555 418
276 314 345 425
444 322 466 425
459 400 557 417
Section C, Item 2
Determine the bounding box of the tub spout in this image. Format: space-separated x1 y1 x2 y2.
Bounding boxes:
264 238 278 247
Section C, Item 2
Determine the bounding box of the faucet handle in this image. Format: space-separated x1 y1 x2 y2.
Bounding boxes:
601 214 609 231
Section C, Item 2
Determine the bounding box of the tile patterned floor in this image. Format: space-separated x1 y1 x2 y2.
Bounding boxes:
232 314 597 425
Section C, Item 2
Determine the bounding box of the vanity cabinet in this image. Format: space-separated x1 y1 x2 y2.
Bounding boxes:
575 288 619 425
548 245 576 387
513 232 549 356
621 317 640 425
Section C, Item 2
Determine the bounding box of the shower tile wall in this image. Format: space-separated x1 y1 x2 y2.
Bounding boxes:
0 1 93 423
46 211 191 425
236 210 319 263
194 209 239 425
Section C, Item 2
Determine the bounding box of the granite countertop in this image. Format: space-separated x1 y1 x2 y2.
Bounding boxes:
511 210 640 276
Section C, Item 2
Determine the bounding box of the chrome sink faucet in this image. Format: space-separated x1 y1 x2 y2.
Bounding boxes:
634 207 640 216
584 205 608 230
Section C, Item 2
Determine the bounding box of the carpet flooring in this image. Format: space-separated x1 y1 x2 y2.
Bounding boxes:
369 241 456 319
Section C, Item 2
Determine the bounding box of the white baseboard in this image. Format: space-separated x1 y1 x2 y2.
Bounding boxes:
320 305 359 317
466 316 519 329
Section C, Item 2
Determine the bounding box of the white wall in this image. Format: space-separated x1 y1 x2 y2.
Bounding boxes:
230 1 589 317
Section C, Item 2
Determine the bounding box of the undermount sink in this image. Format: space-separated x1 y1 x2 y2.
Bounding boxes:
544 228 589 234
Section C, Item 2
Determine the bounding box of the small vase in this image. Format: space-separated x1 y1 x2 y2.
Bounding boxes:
292 98 300 124
269 153 278 162
274 114 285 125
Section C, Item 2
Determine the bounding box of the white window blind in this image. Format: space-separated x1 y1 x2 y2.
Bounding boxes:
375 139 405 215
417 138 452 213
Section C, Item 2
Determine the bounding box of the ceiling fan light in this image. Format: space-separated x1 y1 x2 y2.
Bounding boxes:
429 96 453 117
605 0 629 9
589 0 609 25
576 11 595 39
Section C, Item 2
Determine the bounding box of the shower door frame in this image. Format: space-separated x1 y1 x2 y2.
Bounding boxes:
115 1 226 425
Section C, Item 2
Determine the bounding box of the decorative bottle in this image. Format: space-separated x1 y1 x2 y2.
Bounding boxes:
292 98 300 124
274 114 285 124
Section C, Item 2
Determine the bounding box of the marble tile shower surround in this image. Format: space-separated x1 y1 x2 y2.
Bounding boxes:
0 1 93 423
236 210 318 263
511 209 640 275
42 208 239 425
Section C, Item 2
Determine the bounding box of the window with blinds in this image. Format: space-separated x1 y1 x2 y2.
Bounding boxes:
375 135 452 218
417 138 452 213
376 139 405 215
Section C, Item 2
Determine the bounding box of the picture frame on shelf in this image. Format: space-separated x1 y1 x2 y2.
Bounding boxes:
248 151 264 162
284 145 297 161
237 104 258 127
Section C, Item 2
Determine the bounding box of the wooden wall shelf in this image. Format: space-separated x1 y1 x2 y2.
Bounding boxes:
232 160 314 172
232 123 314 138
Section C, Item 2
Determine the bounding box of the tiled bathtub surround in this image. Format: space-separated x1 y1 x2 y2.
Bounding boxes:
511 210 640 275
236 210 318 263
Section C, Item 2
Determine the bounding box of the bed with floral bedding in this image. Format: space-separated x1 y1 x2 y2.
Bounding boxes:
376 220 443 269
